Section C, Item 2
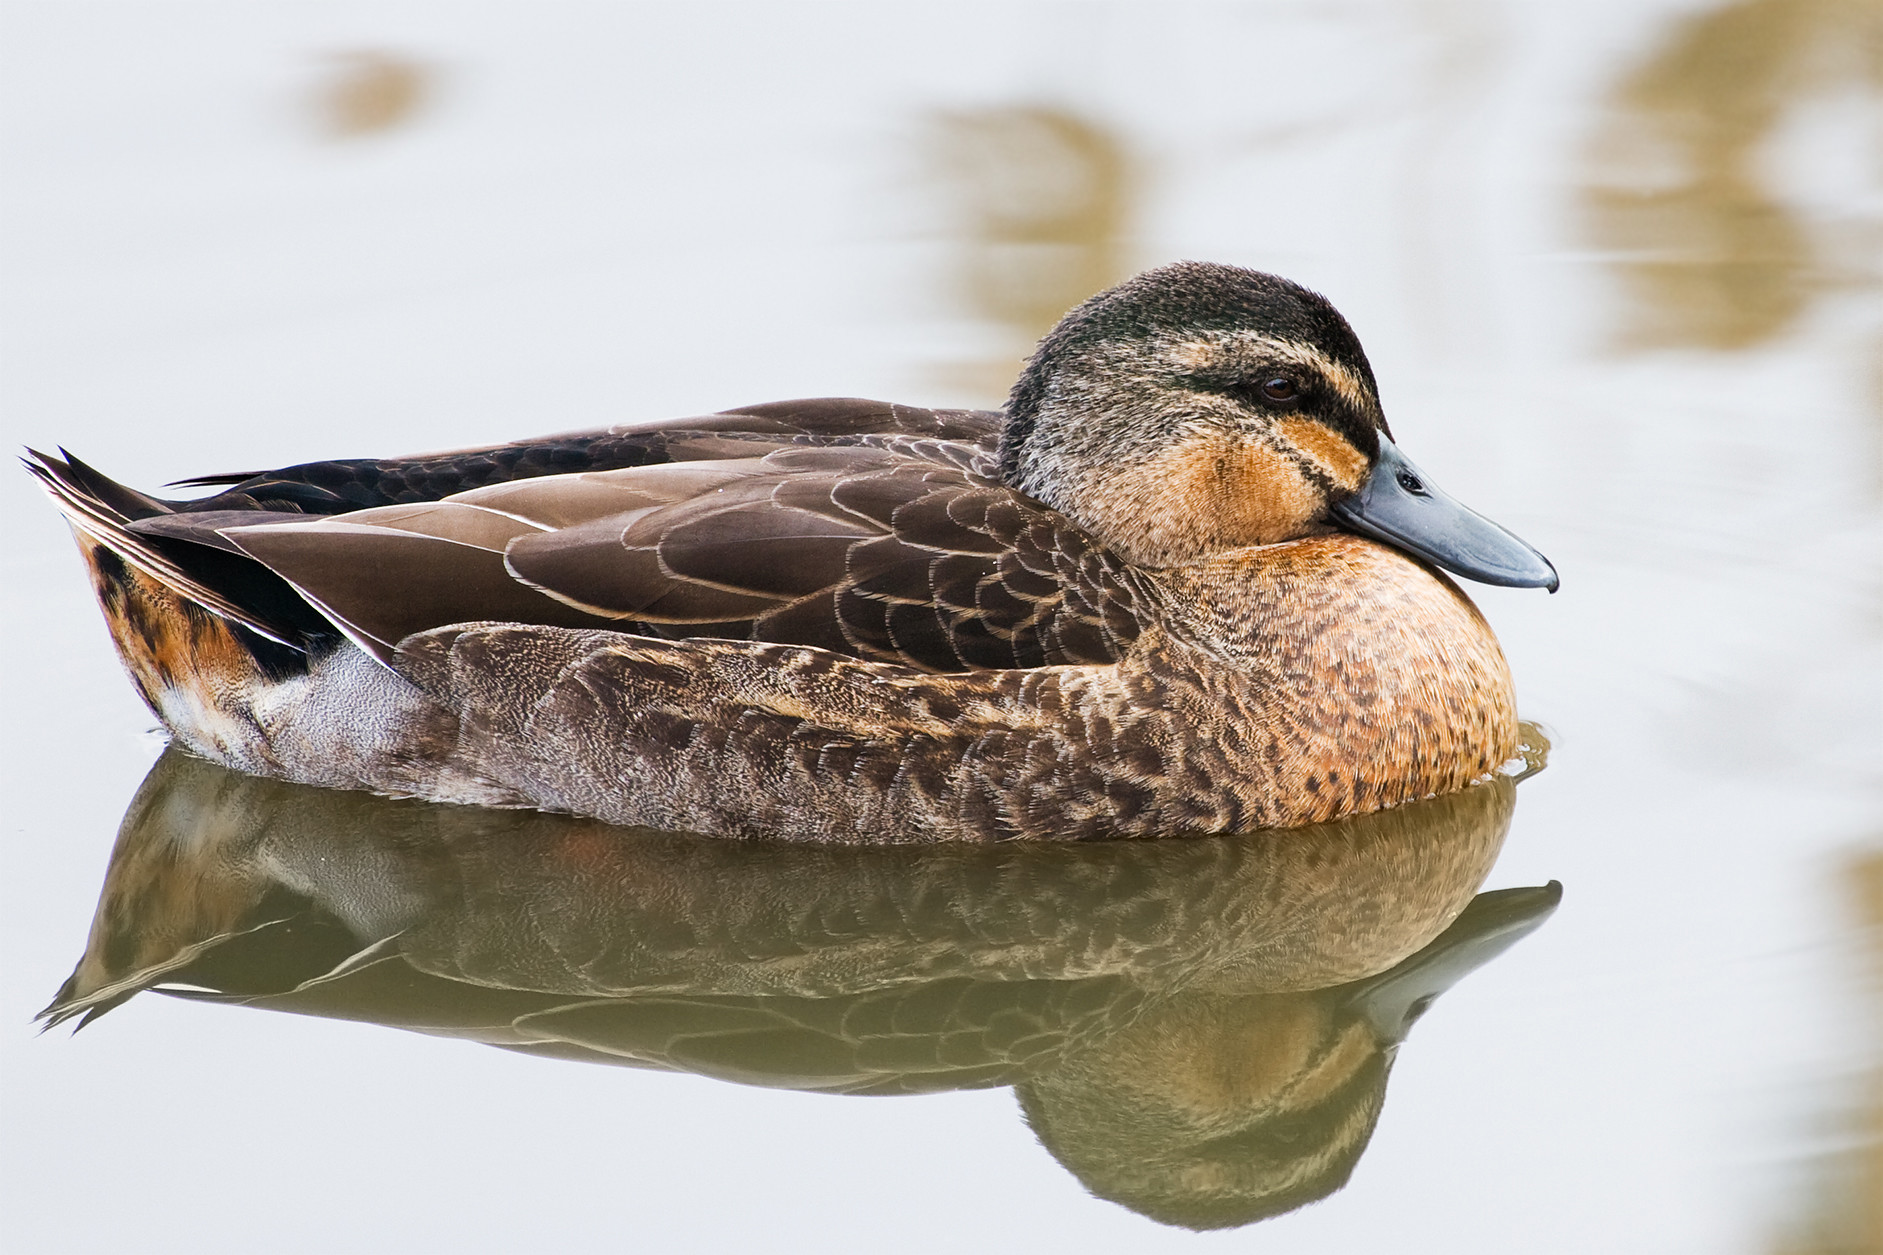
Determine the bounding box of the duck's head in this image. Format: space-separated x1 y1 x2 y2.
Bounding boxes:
1000 261 1557 590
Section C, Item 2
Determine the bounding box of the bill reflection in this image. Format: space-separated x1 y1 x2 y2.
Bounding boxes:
47 745 1558 1231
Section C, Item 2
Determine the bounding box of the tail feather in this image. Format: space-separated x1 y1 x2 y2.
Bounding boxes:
25 449 307 648
45 448 176 519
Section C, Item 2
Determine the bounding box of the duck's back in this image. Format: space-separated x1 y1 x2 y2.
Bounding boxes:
172 398 1002 516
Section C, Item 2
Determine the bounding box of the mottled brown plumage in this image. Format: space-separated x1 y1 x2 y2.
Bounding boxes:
27 262 1555 841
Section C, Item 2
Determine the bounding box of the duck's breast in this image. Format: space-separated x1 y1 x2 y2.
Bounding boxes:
1143 535 1519 826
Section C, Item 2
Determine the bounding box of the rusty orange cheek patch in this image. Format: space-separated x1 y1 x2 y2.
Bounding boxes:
1278 418 1370 491
1075 433 1328 563
1211 441 1323 543
1149 436 1322 545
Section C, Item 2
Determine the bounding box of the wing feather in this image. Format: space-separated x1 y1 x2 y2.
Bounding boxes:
222 520 615 659
484 445 1145 672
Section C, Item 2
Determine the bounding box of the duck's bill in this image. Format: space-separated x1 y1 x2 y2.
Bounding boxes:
1331 436 1559 592
1349 882 1562 1046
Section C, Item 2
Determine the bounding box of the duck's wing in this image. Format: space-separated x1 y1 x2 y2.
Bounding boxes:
208 439 1148 673
174 398 1004 515
33 400 998 648
503 444 1146 670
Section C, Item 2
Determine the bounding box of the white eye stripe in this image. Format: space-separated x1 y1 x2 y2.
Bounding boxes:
1247 342 1372 413
1165 332 1377 418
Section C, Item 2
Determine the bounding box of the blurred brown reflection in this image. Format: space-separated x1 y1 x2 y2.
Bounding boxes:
1770 846 1883 1255
45 744 1557 1231
929 106 1134 401
315 50 434 139
1582 0 1883 350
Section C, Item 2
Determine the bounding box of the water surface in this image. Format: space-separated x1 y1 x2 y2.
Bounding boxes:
3 2 1880 1251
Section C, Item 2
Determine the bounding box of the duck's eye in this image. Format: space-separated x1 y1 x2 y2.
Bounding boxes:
1260 377 1298 401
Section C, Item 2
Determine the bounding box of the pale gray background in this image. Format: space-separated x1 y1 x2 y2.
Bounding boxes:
3 2 1880 1251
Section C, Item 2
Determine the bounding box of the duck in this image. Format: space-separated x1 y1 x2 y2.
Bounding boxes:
27 261 1557 842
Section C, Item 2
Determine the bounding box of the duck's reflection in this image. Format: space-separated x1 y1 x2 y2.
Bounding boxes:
47 745 1558 1230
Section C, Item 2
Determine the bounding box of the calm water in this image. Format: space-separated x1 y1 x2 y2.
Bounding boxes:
3 2 1881 1252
